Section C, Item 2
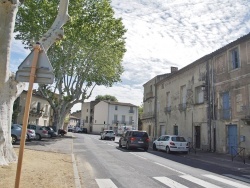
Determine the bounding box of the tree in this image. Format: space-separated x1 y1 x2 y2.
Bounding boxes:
0 0 26 166
0 0 69 165
95 95 118 102
15 0 126 130
138 104 143 130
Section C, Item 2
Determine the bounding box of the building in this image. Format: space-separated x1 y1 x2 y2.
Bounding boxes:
81 101 99 132
144 32 250 156
141 71 176 140
13 90 51 126
81 101 138 135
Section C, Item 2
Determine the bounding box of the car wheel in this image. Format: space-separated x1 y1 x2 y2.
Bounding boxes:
166 146 171 154
26 134 30 141
119 141 122 148
126 142 130 150
11 135 17 144
49 134 52 138
153 143 157 151
144 147 148 152
112 138 115 141
36 133 41 140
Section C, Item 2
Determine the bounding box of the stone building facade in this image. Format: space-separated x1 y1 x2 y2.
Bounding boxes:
143 33 250 156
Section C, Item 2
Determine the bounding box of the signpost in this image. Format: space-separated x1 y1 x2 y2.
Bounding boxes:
14 43 54 188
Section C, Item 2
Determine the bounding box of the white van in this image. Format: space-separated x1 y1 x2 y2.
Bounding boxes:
100 130 115 141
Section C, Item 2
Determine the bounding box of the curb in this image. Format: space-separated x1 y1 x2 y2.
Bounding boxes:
72 154 81 188
70 133 81 188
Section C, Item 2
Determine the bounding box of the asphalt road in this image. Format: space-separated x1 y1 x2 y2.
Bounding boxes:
72 133 250 188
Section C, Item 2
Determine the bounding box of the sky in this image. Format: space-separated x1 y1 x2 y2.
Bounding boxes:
10 0 250 112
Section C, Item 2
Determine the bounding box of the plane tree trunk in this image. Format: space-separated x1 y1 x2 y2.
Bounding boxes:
0 0 25 165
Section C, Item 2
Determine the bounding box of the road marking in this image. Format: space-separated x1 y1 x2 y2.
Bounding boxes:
129 152 147 160
108 144 115 146
204 174 250 188
153 177 188 188
95 179 117 188
154 162 186 175
223 174 250 184
180 175 222 188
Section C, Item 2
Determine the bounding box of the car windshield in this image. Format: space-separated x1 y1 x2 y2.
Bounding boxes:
132 132 148 137
171 136 186 142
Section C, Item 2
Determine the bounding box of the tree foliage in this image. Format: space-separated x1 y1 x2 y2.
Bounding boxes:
95 94 118 102
15 0 126 128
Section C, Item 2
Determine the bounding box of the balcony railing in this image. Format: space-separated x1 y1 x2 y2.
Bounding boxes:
141 112 155 119
164 106 171 113
145 91 153 100
178 103 187 111
219 108 231 120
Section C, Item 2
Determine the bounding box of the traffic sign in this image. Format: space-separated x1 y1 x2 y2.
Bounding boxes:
15 45 54 84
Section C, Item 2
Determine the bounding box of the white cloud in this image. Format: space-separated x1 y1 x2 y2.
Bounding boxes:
10 0 250 112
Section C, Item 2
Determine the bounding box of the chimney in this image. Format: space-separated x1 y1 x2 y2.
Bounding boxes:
171 66 178 73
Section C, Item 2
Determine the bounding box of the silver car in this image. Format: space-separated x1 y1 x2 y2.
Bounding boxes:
11 124 35 144
27 124 50 140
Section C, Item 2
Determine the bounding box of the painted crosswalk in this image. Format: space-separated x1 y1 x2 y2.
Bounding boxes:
95 174 250 188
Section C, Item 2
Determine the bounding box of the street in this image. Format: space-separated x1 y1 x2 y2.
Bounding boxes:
72 133 250 188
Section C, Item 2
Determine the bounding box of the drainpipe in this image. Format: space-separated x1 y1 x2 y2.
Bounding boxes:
207 61 212 152
154 79 157 141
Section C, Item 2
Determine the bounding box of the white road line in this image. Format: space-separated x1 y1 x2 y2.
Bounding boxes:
204 174 250 188
129 152 147 160
108 144 115 146
180 175 222 188
154 162 186 175
223 174 250 184
95 179 117 188
154 177 188 188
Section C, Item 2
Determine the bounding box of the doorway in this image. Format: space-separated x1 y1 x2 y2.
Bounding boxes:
195 126 201 149
227 124 237 155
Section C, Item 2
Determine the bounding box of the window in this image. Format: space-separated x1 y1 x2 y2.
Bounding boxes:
174 125 178 135
129 116 133 124
115 106 118 110
114 115 118 122
87 109 88 112
37 102 41 113
36 119 39 125
195 86 204 104
161 84 164 89
122 115 125 124
230 47 240 70
167 91 171 107
150 85 152 92
85 116 88 123
222 92 230 119
148 125 151 136
44 105 48 115
180 85 187 109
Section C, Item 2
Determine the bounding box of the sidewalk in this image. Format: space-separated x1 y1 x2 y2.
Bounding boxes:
148 141 250 173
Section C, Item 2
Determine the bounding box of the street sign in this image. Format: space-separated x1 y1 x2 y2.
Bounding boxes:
15 45 54 84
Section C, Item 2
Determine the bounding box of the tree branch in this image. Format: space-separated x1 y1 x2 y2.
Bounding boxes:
39 0 70 52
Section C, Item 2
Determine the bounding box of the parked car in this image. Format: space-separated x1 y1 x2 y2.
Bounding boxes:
11 124 35 144
153 135 189 154
119 130 149 151
26 128 36 141
58 129 67 136
68 126 74 132
43 126 58 137
100 130 115 140
27 124 49 140
77 128 87 134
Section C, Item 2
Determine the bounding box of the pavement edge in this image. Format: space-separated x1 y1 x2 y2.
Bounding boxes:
71 133 81 188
